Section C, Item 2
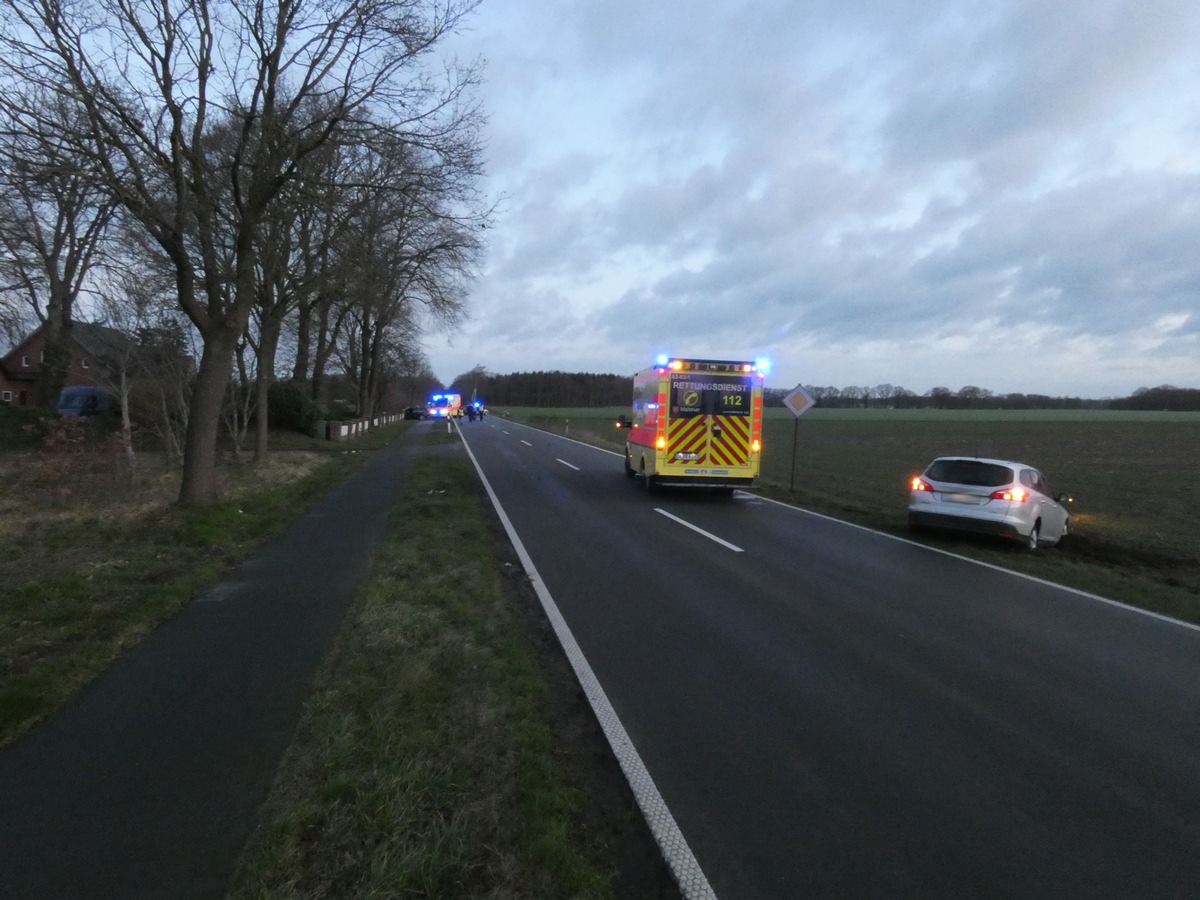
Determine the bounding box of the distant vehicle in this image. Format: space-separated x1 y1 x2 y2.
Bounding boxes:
908 456 1072 550
616 355 766 493
402 406 427 420
57 385 113 417
427 392 462 418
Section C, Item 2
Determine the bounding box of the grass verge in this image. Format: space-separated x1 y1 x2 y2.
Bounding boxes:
227 457 619 899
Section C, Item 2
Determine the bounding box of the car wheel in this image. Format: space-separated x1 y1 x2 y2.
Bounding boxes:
1026 521 1040 551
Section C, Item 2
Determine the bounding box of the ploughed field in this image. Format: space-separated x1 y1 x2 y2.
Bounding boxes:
503 407 1200 624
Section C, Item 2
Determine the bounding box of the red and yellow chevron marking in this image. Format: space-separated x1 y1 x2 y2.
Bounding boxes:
666 414 750 466
709 414 750 466
667 415 708 459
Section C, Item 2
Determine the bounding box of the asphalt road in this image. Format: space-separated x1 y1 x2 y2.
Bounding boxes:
461 416 1200 900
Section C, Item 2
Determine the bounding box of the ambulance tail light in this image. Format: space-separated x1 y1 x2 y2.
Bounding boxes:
752 439 761 453
656 435 666 450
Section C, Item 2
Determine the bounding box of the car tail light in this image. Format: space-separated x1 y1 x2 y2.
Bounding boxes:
911 477 932 492
990 487 1027 502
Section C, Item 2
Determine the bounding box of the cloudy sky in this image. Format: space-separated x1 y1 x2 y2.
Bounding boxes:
424 0 1200 398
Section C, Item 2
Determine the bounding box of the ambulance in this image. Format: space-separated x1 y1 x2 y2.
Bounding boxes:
427 392 463 417
616 356 766 493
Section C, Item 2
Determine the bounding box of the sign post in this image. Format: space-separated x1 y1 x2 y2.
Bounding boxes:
782 384 815 491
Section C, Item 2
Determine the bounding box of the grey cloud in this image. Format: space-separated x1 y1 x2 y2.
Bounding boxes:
428 0 1200 394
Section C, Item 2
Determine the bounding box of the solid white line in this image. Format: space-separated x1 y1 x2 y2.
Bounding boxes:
497 417 1198 630
654 508 744 553
753 494 1200 633
556 458 580 470
456 430 718 900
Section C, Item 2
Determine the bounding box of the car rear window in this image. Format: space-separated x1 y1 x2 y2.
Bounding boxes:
925 460 1013 487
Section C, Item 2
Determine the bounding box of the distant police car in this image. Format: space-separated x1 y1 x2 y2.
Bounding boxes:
908 456 1071 550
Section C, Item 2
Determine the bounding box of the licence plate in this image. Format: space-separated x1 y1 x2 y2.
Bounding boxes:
946 492 982 504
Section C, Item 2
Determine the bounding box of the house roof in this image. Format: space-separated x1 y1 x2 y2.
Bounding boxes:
70 322 133 366
0 321 133 381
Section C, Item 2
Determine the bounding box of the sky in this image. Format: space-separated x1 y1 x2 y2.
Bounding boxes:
424 0 1200 398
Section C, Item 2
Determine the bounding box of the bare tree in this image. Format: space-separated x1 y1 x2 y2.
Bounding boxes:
841 385 866 408
871 383 896 408
0 0 484 505
958 385 992 408
291 132 482 420
0 93 117 411
92 255 197 473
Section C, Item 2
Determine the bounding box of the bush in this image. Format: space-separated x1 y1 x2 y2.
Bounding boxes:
268 381 322 436
0 405 49 450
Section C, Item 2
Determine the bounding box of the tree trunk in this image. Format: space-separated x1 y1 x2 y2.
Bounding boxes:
254 325 280 462
292 299 311 382
178 328 238 506
39 308 72 413
118 365 138 480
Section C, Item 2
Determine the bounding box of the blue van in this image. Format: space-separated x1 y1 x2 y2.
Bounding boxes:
57 386 114 417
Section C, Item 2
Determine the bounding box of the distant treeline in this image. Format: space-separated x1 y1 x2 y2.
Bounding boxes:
787 383 1200 411
447 369 1200 412
449 370 632 407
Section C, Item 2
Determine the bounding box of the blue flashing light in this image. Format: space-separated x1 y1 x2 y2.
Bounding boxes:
755 357 771 375
655 354 670 366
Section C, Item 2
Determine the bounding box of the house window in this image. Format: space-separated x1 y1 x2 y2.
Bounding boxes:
21 355 30 367
81 358 89 368
1 391 11 403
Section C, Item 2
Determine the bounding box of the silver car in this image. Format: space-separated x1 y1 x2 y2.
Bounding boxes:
908 456 1071 549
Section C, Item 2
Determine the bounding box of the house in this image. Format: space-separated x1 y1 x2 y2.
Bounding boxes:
0 321 132 407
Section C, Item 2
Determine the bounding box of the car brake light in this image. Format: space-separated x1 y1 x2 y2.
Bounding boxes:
911 477 932 492
990 487 1027 502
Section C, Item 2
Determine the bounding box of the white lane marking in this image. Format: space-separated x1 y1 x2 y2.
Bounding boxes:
521 439 532 447
556 458 580 470
456 431 718 900
490 418 1198 632
654 508 744 553
753 494 1200 633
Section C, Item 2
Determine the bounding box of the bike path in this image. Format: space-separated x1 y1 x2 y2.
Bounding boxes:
0 427 449 899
